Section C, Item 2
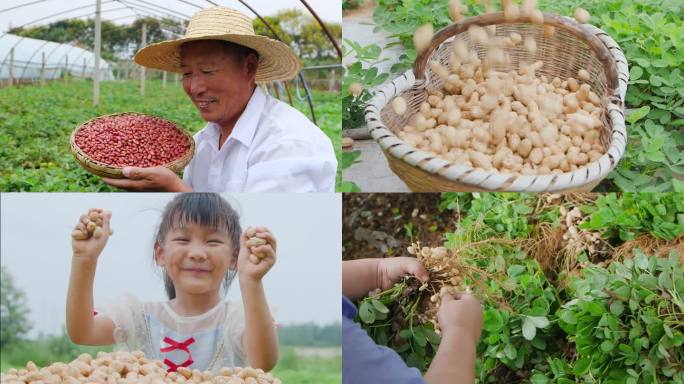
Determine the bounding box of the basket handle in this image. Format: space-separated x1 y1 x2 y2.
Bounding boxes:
412 12 618 93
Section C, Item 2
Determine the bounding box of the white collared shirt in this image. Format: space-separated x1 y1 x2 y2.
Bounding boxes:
182 86 337 192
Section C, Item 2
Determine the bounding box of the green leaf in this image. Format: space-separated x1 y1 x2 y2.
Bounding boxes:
413 328 427 347
627 106 651 124
371 299 390 314
610 301 625 316
649 74 664 86
530 373 549 384
522 317 537 340
483 309 505 332
504 343 517 360
358 301 376 324
601 340 615 352
399 329 412 340
573 358 591 376
559 309 578 325
629 66 643 81
527 316 550 329
425 329 441 345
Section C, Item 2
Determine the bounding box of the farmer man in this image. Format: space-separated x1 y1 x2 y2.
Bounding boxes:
103 7 337 192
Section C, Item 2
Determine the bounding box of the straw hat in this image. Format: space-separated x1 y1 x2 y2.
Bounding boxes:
134 7 300 83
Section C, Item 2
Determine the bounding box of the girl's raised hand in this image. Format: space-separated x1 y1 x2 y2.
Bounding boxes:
237 226 277 282
71 208 112 261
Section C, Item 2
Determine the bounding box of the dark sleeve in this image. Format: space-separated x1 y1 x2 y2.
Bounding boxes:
342 297 426 384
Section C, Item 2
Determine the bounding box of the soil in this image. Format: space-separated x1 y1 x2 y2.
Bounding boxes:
342 193 457 260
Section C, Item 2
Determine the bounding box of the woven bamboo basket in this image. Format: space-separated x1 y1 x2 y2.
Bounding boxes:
70 112 196 179
365 12 629 192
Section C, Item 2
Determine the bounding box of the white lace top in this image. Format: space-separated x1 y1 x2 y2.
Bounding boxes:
97 294 246 373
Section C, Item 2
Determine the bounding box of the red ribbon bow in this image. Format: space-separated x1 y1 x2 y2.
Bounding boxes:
161 336 195 372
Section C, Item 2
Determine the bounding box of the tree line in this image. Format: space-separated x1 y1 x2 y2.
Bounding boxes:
9 9 341 66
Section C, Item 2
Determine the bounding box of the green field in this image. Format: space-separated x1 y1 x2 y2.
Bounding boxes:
0 80 341 191
272 347 341 384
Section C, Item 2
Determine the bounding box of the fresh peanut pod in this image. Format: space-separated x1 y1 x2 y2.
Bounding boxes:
9 350 283 384
86 221 97 233
72 230 89 240
248 254 261 264
245 238 267 248
72 210 112 240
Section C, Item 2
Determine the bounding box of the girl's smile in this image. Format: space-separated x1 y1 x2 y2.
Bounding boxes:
156 222 236 296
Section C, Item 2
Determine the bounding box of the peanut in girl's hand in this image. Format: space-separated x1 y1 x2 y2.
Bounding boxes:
72 209 113 240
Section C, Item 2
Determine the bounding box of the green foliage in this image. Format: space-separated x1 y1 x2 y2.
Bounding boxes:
272 347 341 384
356 279 441 371
10 17 181 62
580 193 684 241
558 251 684 383
0 266 32 349
342 40 391 130
441 193 536 246
477 255 565 382
355 0 684 191
343 0 362 10
337 150 362 192
13 11 341 67
0 80 339 191
277 322 341 347
357 193 684 382
535 0 684 192
253 9 341 66
0 330 113 371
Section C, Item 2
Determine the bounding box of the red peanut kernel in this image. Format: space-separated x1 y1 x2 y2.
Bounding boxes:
74 115 190 168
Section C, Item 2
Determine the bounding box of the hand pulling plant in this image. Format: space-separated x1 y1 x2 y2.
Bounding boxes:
353 193 684 383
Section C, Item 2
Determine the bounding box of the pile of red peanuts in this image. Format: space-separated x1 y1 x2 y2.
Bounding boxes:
74 114 191 168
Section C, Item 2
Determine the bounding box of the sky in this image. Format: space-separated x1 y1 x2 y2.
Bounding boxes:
0 193 341 337
0 0 341 33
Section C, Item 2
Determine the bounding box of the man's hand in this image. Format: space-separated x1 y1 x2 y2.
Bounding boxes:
377 257 429 290
102 166 192 192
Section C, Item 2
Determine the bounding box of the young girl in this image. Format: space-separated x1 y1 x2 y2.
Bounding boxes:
66 193 278 373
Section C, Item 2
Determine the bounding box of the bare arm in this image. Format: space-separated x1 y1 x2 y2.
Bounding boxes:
66 258 116 345
66 209 116 345
424 328 477 384
342 258 430 301
241 279 278 370
238 227 279 371
424 293 483 384
342 259 381 300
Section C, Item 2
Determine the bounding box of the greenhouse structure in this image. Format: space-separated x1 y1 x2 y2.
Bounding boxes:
0 33 115 84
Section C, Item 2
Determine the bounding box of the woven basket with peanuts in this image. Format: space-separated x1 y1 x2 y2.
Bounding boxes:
364 2 628 192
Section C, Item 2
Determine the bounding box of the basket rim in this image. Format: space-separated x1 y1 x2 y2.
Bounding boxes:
70 112 196 179
413 12 619 93
364 20 629 192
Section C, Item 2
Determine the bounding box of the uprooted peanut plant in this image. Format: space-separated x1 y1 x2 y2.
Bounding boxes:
347 193 684 383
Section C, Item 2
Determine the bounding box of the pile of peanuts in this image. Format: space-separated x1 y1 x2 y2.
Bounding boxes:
559 205 602 256
0 351 281 384
71 210 110 240
406 242 472 334
74 114 190 168
393 0 604 176
245 228 267 265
